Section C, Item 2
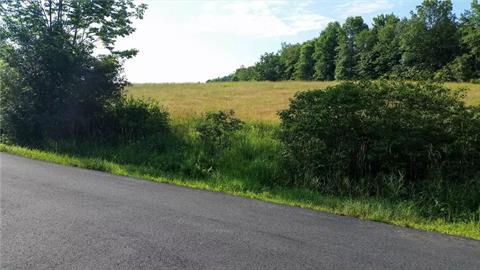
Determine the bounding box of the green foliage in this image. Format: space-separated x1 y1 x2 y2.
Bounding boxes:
279 43 301 80
434 54 477 82
0 60 34 144
355 28 377 79
254 52 284 81
1 54 127 144
371 15 403 78
313 22 341 81
106 97 170 143
294 41 315 80
452 0 480 81
180 110 244 177
216 124 282 186
400 0 459 75
335 17 368 80
196 110 244 153
0 0 146 144
279 81 480 215
233 66 257 81
418 177 480 220
207 73 235 82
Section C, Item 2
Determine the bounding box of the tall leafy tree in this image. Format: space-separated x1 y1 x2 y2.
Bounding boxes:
355 28 377 79
335 16 368 80
313 22 341 81
371 14 403 77
0 0 147 143
400 0 459 74
295 41 315 80
254 52 284 81
454 0 480 80
279 42 301 80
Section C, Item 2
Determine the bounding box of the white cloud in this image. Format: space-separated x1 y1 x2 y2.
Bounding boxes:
337 0 395 17
192 1 333 37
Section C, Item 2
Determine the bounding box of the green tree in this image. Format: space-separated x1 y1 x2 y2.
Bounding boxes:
294 41 315 80
355 28 377 79
335 16 368 80
313 22 341 81
400 0 459 75
254 52 284 81
233 66 257 81
453 0 480 80
279 42 301 80
371 14 402 77
0 0 146 143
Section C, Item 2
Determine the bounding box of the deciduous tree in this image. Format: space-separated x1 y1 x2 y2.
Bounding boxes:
313 22 341 81
295 41 315 80
335 16 368 80
400 0 459 74
0 0 146 143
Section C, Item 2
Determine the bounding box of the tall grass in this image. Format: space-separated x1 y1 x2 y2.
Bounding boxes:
127 81 480 122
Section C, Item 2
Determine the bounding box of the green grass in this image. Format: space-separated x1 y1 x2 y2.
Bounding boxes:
127 81 480 122
2 142 479 240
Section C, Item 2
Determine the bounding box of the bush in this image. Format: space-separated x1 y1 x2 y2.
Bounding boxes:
434 54 477 82
278 81 480 196
188 110 243 176
104 97 170 143
196 110 243 153
390 66 434 81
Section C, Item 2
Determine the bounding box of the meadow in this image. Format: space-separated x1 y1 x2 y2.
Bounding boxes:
127 81 480 122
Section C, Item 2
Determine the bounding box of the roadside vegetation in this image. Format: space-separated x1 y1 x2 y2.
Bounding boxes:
1 0 479 240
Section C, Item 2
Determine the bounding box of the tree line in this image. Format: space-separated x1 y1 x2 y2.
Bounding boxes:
209 0 480 82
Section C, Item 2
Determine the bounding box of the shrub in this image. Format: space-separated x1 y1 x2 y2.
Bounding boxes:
196 110 243 153
434 55 477 82
278 81 480 195
189 110 243 175
103 97 170 143
390 66 434 81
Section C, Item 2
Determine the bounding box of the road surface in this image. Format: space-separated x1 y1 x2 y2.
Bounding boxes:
1 153 479 269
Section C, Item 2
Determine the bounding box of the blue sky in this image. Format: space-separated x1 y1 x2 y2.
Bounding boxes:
115 0 471 83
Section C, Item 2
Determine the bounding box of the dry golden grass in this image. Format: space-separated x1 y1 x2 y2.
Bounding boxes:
127 81 480 122
445 82 480 106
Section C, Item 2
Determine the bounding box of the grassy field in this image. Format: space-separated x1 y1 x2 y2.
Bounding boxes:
127 81 480 122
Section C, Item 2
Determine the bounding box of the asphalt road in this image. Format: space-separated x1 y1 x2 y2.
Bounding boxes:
1 153 479 269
